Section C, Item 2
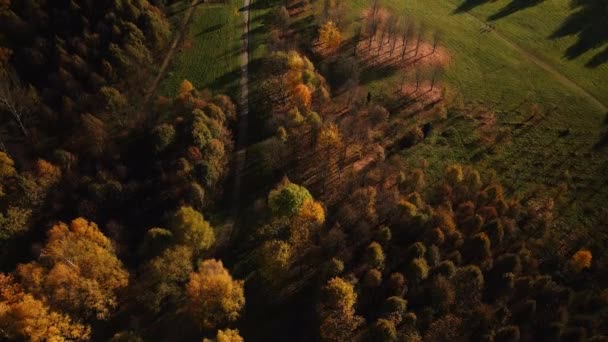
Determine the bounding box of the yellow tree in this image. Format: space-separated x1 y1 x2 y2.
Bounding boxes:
17 218 129 320
0 274 91 341
290 199 325 247
203 329 244 342
319 277 364 342
186 259 245 329
0 151 15 198
179 79 195 95
319 21 342 49
257 239 294 286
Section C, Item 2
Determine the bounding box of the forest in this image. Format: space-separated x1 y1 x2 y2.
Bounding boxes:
0 0 607 341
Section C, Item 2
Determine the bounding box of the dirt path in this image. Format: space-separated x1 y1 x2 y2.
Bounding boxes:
144 0 199 104
461 10 607 112
229 0 251 220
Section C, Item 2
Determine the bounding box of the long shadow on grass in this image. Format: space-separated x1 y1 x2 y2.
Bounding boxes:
241 0 281 12
487 0 545 21
549 0 608 68
453 0 493 13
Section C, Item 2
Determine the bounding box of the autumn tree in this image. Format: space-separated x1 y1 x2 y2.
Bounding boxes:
570 249 592 271
186 259 245 329
257 239 294 286
204 329 244 342
136 245 193 313
0 274 91 341
319 277 364 342
169 206 215 254
319 21 342 49
16 218 129 320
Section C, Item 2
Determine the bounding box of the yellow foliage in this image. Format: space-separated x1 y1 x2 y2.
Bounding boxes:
216 329 244 342
17 218 128 320
292 83 312 109
290 199 326 246
179 79 195 95
34 159 61 186
0 274 91 341
399 199 417 217
287 51 305 70
0 152 15 178
571 250 592 271
186 259 245 329
298 199 326 225
319 21 341 49
318 124 342 150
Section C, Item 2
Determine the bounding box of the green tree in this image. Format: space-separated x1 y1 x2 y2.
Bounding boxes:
169 206 215 253
268 179 312 217
137 245 193 313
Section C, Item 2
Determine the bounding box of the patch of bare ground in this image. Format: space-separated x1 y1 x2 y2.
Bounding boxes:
357 38 450 69
399 81 444 104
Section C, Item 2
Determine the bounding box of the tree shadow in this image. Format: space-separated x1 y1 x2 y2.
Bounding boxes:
453 0 493 13
196 23 224 36
549 0 608 67
488 0 545 21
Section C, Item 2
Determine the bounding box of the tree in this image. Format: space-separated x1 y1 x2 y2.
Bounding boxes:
570 249 592 271
257 240 293 285
204 329 244 342
0 151 15 198
292 83 312 109
414 22 426 57
268 179 312 217
169 206 215 254
16 218 129 320
407 258 429 284
179 79 194 95
319 21 342 49
319 277 364 342
371 318 397 341
366 241 385 270
137 245 193 313
277 6 290 33
0 274 91 341
186 259 245 329
452 265 484 309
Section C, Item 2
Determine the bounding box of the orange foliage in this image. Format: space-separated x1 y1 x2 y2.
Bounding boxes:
179 79 195 95
292 83 312 109
0 274 90 341
34 159 61 185
318 21 342 49
571 250 592 271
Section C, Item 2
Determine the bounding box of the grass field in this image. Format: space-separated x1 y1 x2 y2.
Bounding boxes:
160 1 243 98
331 0 608 234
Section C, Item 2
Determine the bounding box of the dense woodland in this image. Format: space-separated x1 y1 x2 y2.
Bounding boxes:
0 0 607 341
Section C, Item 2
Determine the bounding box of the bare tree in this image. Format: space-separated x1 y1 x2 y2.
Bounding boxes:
401 22 415 61
386 14 398 57
353 25 362 57
415 22 427 57
414 68 421 93
0 71 35 138
430 66 444 91
432 30 443 54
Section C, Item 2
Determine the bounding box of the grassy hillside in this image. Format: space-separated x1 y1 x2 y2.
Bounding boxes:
334 0 608 233
449 0 608 103
160 1 243 97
